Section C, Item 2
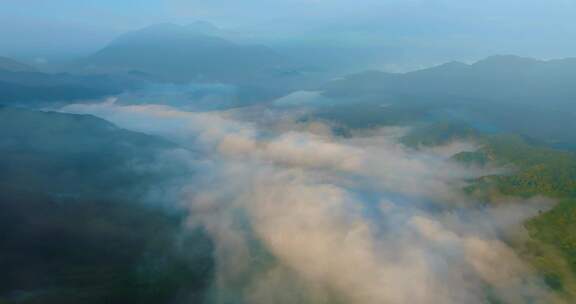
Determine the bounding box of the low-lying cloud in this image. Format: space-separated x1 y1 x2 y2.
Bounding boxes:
61 101 556 304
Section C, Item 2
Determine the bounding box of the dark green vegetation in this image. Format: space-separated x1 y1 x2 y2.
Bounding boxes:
312 101 432 129
401 122 479 148
389 121 576 301
465 135 576 301
0 69 128 106
0 107 178 198
470 135 576 199
0 107 214 304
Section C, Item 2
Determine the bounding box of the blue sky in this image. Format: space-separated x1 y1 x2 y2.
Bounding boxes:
2 0 576 63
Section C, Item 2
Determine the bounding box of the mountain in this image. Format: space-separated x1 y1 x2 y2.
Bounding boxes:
394 121 576 298
0 106 178 197
0 69 148 106
81 23 286 83
323 55 576 104
317 55 576 149
0 107 213 303
185 20 227 37
0 56 36 72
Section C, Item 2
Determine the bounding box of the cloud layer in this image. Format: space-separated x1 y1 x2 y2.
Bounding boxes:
61 101 557 304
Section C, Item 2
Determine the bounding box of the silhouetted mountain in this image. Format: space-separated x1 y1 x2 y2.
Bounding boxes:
185 21 225 37
0 69 149 106
318 55 576 149
324 55 576 105
0 56 36 72
81 23 286 83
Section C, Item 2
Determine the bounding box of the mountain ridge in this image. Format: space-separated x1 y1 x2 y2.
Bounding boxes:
81 23 286 83
0 56 36 72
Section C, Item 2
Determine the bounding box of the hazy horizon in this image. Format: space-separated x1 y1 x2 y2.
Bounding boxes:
3 0 576 69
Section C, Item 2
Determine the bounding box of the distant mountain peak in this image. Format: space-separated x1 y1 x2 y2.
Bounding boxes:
141 22 183 31
473 55 540 67
82 23 285 83
186 21 221 34
124 22 223 38
421 61 469 73
109 23 226 46
439 61 468 68
0 56 36 72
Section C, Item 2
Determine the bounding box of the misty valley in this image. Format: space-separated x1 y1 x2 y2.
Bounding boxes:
3 4 576 304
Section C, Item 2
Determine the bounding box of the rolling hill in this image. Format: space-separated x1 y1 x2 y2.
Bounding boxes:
317 55 576 149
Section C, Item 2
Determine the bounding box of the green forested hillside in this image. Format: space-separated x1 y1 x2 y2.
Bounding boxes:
409 126 576 301
468 135 576 198
475 136 576 300
0 107 214 304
